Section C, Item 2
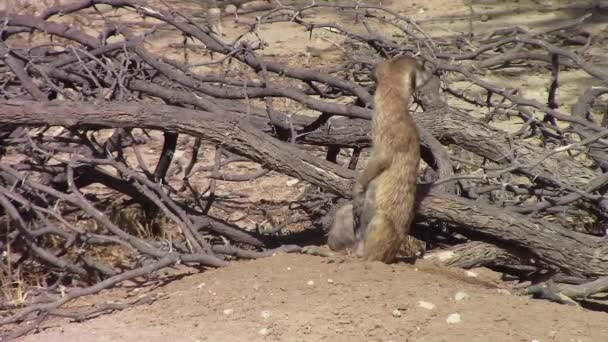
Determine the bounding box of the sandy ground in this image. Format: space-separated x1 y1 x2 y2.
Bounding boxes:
17 254 608 342
4 0 608 341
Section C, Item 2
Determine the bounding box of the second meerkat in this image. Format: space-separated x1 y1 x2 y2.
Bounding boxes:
352 55 429 263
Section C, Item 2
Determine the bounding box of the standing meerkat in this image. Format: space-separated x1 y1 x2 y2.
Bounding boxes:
351 55 430 263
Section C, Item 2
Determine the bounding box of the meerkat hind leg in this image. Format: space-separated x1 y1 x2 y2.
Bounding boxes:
359 214 403 263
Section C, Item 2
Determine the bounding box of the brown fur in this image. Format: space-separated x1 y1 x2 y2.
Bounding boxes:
352 55 429 263
328 179 424 259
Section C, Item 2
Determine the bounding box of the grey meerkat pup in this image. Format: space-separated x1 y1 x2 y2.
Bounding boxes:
327 178 378 253
349 55 430 263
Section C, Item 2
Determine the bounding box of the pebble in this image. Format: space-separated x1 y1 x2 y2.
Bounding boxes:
418 301 436 310
307 280 315 286
223 308 234 315
258 327 271 336
392 309 402 318
454 291 470 301
261 310 272 319
446 313 462 324
465 270 478 278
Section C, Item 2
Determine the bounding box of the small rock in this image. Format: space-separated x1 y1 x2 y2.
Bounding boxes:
287 267 291 271
258 327 271 336
327 278 334 284
418 301 435 310
307 280 315 286
261 310 272 319
454 291 469 301
480 14 490 22
548 330 557 339
496 289 511 295
223 308 234 315
392 309 402 318
465 270 478 278
446 313 461 324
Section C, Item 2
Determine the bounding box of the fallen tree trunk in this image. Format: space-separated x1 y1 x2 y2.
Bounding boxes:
423 241 534 272
299 108 599 189
0 99 353 195
131 77 598 190
1 99 606 283
416 190 608 283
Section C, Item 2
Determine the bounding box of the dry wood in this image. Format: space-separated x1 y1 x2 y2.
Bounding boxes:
1 100 606 283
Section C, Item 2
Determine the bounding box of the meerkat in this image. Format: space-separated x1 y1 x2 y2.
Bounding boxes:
351 55 430 263
328 178 378 252
328 178 424 259
327 203 356 251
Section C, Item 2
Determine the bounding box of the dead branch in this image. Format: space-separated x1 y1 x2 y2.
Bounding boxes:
1 100 606 283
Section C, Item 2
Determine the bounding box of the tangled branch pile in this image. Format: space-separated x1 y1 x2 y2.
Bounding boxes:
1 0 607 337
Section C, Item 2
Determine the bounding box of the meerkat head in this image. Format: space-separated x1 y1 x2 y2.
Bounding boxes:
374 55 432 91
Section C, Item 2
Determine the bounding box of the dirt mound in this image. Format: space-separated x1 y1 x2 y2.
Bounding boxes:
18 253 607 342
